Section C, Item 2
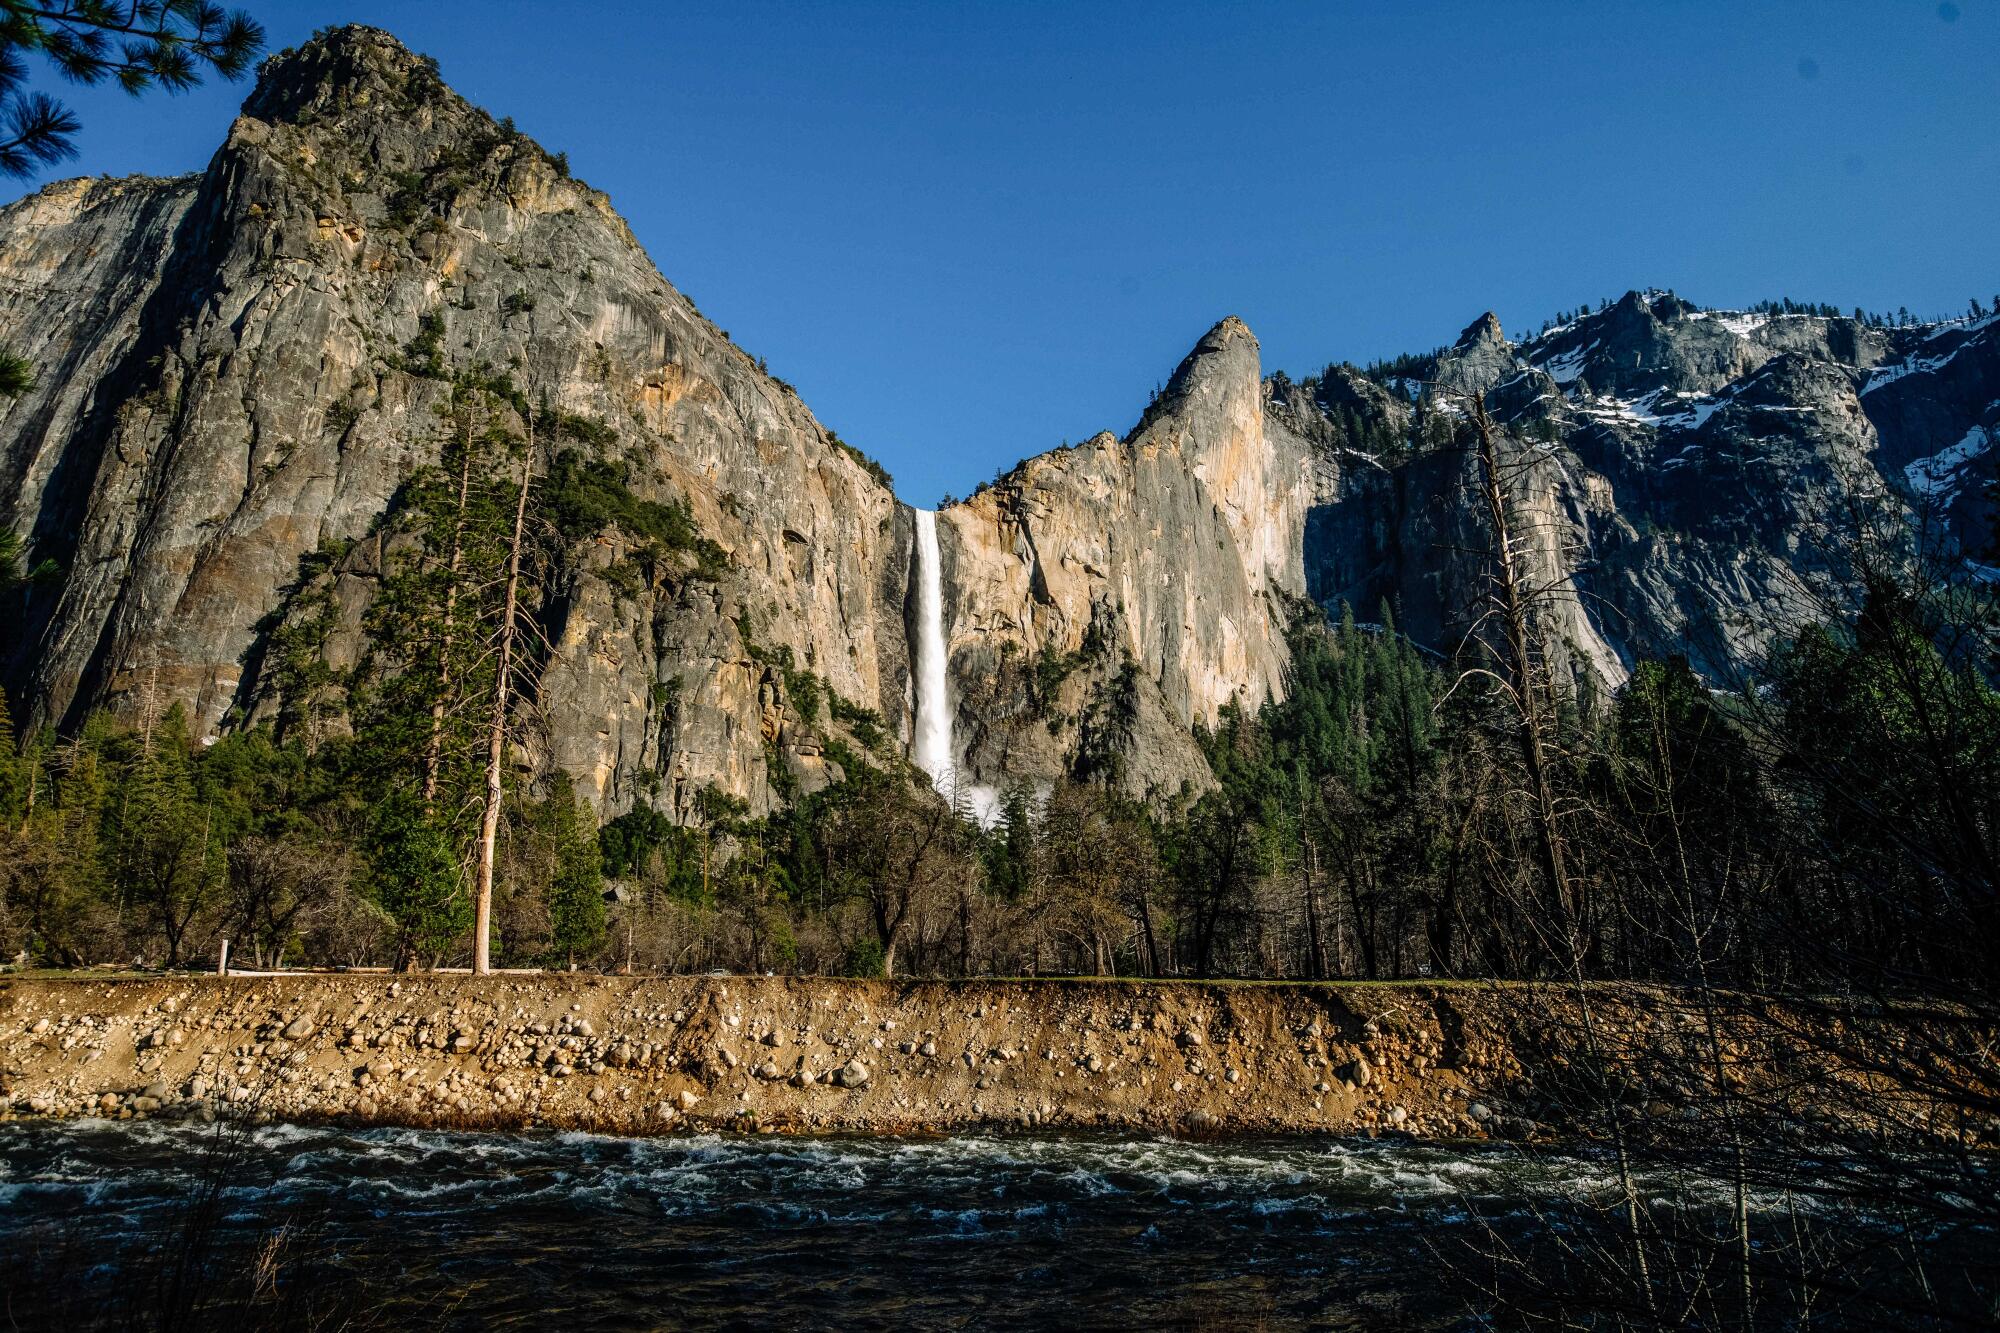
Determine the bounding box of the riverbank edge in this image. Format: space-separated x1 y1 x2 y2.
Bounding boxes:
0 973 1971 1143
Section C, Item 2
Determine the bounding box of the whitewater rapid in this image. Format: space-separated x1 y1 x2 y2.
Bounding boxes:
0 1119 1859 1330
0 1120 1563 1329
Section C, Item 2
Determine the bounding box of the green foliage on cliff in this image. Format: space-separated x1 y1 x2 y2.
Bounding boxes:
384 169 427 229
553 410 618 451
828 689 888 753
824 429 894 491
391 308 448 378
0 348 32 396
0 528 62 644
735 620 891 758
1071 652 1142 786
540 450 729 581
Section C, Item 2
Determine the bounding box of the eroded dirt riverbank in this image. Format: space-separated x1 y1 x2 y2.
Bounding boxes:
0 974 1984 1142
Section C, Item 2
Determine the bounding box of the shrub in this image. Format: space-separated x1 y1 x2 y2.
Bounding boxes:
824 429 894 491
540 449 729 580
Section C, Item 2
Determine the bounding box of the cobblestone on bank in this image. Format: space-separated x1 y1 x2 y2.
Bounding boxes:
0 975 1561 1137
3 974 1977 1145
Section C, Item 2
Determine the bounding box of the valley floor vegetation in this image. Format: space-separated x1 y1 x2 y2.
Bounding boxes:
5 572 1988 993
2 524 1993 1002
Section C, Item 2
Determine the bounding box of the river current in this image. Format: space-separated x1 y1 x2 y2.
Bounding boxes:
0 1121 1613 1329
2 1120 1979 1329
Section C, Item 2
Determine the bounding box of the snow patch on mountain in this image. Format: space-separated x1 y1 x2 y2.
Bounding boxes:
1904 422 1996 504
1699 311 1771 337
1865 316 1998 395
1537 341 1599 385
1578 386 1734 432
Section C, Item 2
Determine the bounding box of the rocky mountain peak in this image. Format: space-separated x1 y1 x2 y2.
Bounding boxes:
927 308 1318 799
1435 310 1518 396
229 23 615 254
1145 315 1261 424
243 25 439 126
0 21 912 821
1454 311 1505 351
1649 291 1699 323
1608 287 1657 318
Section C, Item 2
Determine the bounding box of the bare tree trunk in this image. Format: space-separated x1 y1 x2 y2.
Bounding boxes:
1470 397 1574 946
1299 779 1328 979
1469 394 1657 1320
962 880 982 976
473 434 533 976
1134 885 1161 978
424 418 477 810
1642 692 1756 1328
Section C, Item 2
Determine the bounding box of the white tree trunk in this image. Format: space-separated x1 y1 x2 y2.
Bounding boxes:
474 433 532 975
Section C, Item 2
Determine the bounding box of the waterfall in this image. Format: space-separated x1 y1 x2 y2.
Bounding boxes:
910 508 1001 826
911 508 954 791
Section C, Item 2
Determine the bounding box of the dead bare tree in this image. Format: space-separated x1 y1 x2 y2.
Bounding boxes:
1443 390 1661 1322
472 408 536 976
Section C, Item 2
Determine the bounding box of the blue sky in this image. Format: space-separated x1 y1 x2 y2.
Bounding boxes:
12 1 1995 505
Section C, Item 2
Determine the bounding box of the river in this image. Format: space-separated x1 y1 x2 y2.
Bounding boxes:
0 1120 1981 1329
0 1121 1603 1328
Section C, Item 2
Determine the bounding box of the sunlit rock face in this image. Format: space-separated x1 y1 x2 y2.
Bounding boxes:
0 27 911 819
935 316 1326 801
0 30 1341 812
4 31 1995 818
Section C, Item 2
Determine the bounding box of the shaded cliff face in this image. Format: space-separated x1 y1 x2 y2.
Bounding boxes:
1291 292 2000 684
0 28 912 818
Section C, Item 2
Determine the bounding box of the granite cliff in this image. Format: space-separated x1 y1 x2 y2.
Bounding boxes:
1291 292 2000 686
932 315 1325 802
0 28 1316 814
2 28 1995 820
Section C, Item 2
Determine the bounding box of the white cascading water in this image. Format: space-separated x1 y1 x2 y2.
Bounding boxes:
910 508 1002 826
911 508 955 791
